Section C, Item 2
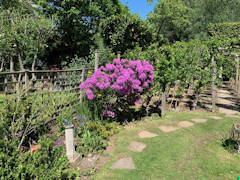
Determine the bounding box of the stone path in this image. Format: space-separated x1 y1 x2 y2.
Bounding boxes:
209 116 222 120
109 113 229 170
110 157 136 169
138 131 158 138
159 126 180 132
178 121 194 127
128 141 146 152
191 118 207 123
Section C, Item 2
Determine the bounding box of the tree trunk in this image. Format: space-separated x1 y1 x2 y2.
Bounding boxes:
11 17 24 71
187 83 192 95
10 57 16 81
192 92 199 111
161 91 166 117
146 95 152 117
31 53 37 80
0 61 3 72
18 54 24 71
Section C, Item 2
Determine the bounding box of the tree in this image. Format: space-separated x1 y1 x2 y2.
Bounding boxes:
148 0 192 44
0 10 53 71
35 0 123 64
182 0 240 38
99 14 152 54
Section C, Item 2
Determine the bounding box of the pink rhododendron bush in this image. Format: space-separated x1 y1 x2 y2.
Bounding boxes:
80 59 154 122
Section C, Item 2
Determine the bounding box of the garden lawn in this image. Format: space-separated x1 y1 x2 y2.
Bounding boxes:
95 111 240 180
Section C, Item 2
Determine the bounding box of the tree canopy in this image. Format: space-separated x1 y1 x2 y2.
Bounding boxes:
1 0 240 71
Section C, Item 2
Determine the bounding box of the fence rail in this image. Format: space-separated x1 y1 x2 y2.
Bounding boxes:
0 68 94 94
0 67 96 125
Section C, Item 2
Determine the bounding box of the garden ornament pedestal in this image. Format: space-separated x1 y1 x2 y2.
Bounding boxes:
234 124 240 134
65 124 80 163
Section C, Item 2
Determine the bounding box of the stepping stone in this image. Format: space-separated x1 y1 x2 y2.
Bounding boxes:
128 141 146 152
159 126 180 132
225 114 239 118
110 157 136 169
80 154 100 169
178 121 194 128
138 131 158 138
209 116 222 120
191 118 207 123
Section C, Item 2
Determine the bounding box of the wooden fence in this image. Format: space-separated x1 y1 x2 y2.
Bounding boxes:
0 49 103 125
0 68 95 123
0 50 101 94
0 68 92 94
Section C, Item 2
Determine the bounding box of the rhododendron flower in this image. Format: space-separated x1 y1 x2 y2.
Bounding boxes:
113 59 121 64
103 110 115 118
135 99 142 103
80 59 154 119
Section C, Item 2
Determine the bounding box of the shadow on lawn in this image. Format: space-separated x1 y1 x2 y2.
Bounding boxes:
120 104 162 124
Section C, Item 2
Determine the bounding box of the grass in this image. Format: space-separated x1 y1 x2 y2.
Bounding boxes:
95 111 240 180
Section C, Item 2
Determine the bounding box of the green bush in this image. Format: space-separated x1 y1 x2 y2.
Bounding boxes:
87 121 120 140
0 137 79 179
76 121 120 154
208 22 240 40
76 129 108 154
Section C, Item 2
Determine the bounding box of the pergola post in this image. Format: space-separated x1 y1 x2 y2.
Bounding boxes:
236 54 240 96
211 56 217 112
117 51 121 60
94 49 99 72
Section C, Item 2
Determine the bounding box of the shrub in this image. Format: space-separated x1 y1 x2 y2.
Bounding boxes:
80 59 154 122
0 88 80 179
222 127 240 153
76 129 108 154
0 136 79 179
76 121 120 154
0 89 57 150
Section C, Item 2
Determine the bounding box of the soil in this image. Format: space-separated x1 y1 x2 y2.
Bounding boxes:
147 83 240 116
217 87 240 115
94 136 116 170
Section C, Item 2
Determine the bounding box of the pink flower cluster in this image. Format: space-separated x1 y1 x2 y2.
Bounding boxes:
80 59 154 100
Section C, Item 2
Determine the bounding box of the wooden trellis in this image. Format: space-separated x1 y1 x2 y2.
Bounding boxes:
0 50 100 124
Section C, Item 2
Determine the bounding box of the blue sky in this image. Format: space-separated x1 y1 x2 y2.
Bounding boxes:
120 0 157 19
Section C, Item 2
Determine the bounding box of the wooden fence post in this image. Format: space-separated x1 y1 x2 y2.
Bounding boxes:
236 54 239 96
24 70 29 87
211 57 217 112
117 51 121 60
4 77 7 93
95 49 99 72
79 68 85 104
